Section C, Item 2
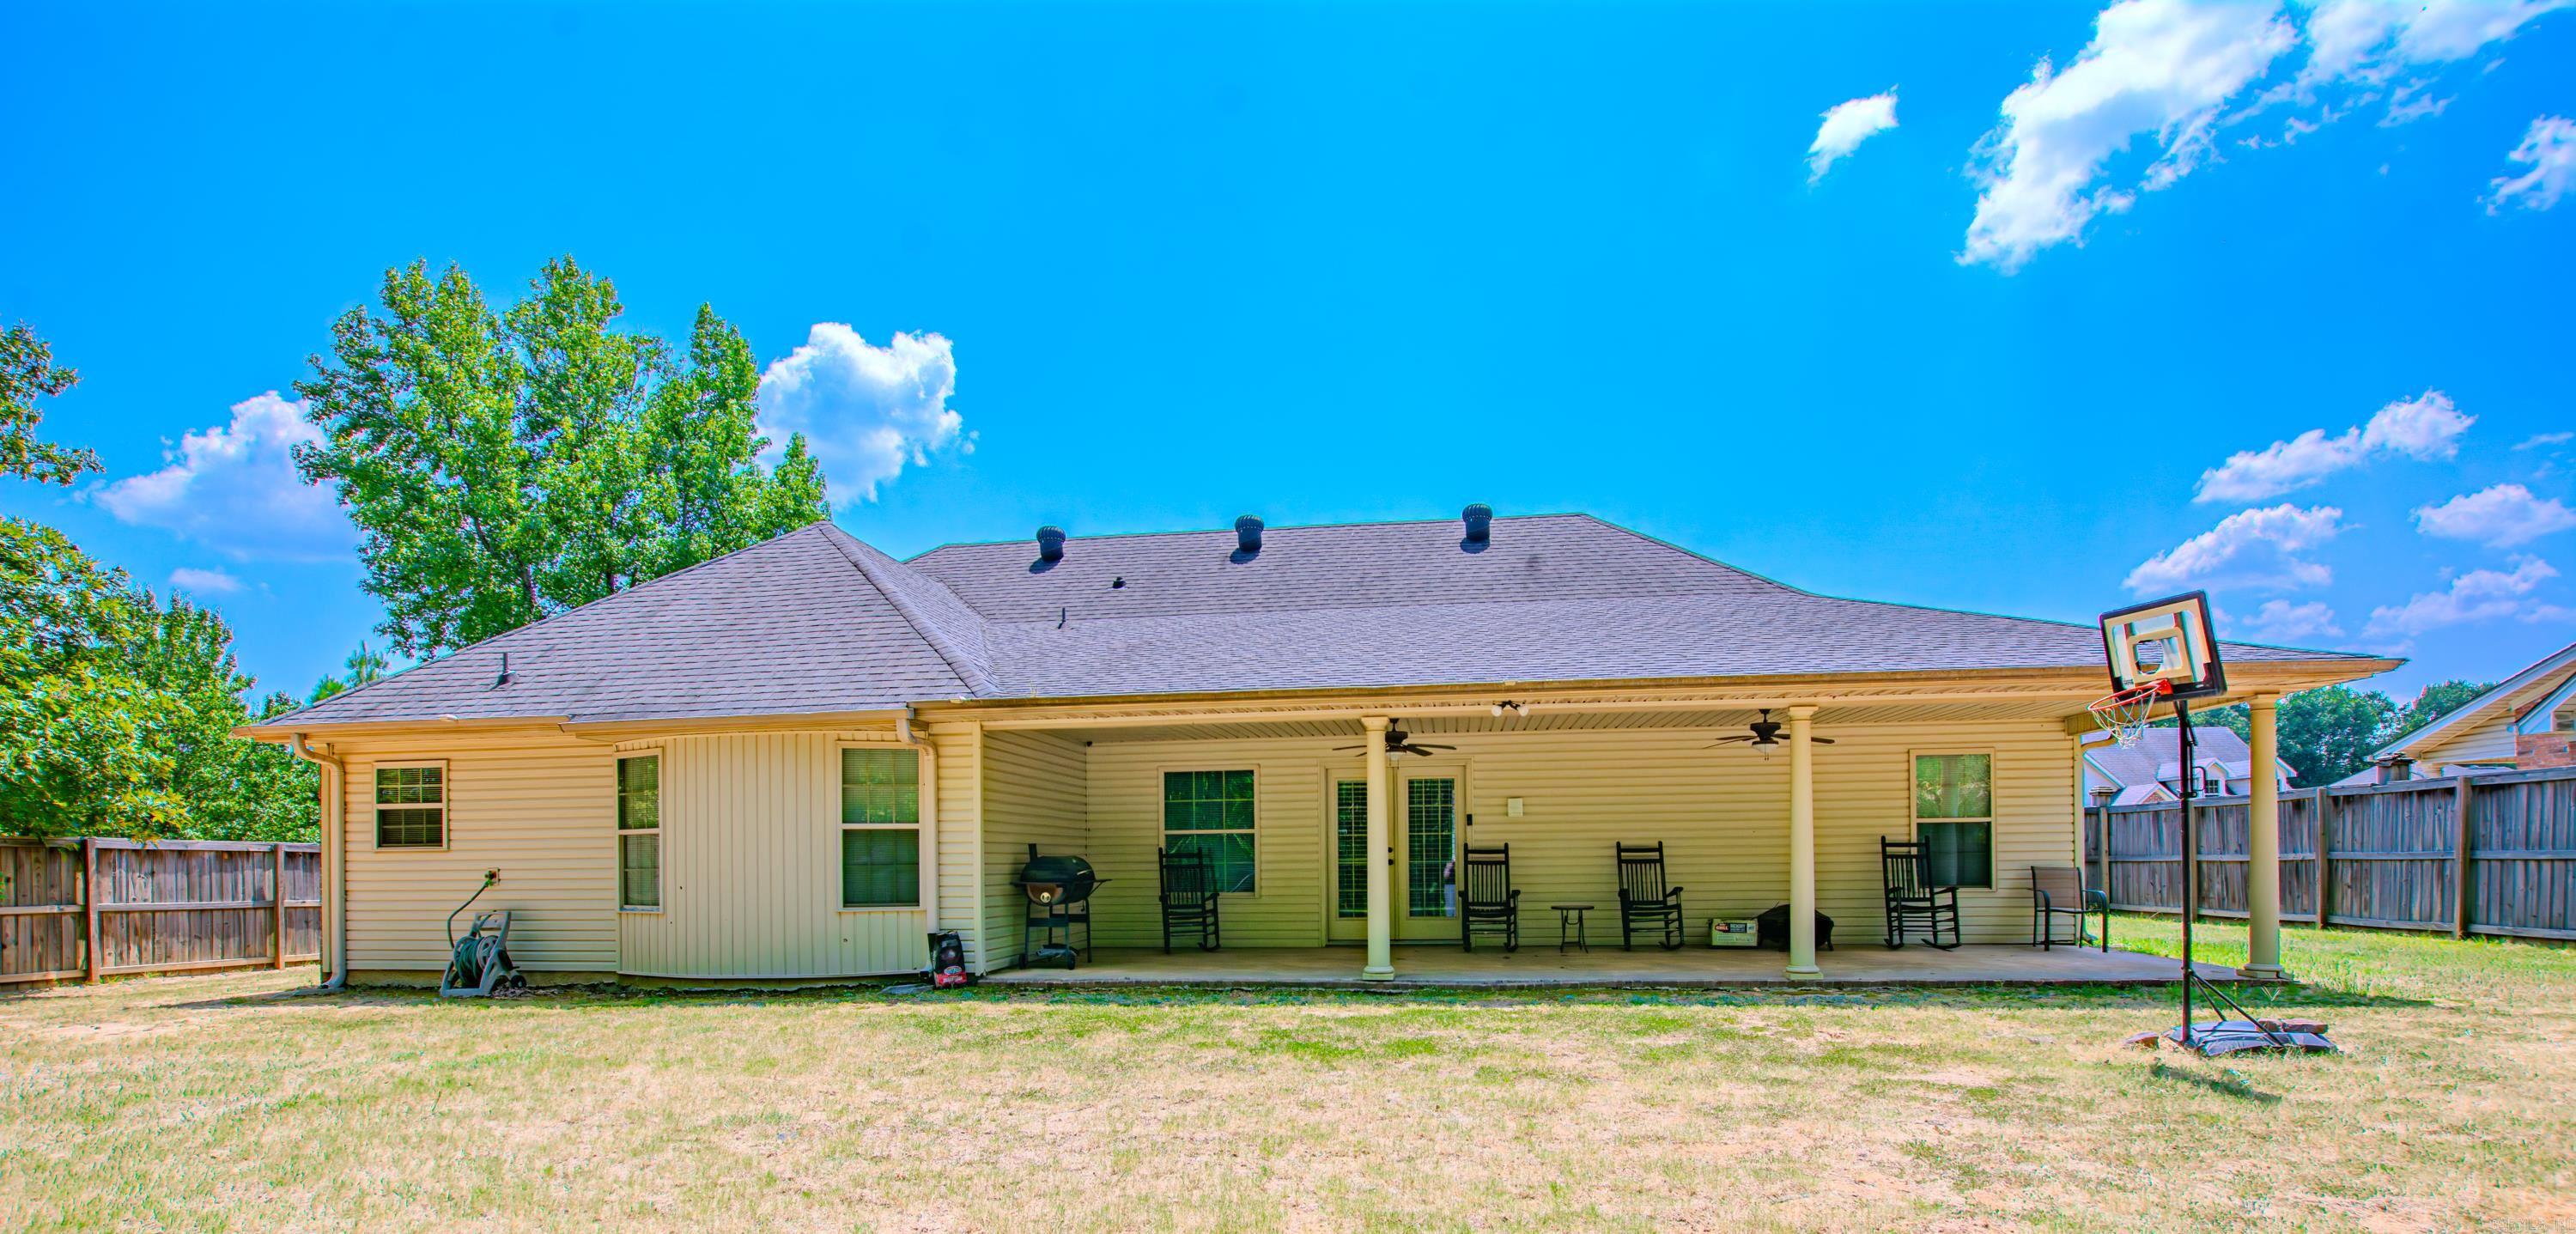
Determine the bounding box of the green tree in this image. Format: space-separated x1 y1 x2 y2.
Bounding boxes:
308 643 391 705
0 520 316 840
2393 679 2492 742
2190 685 2400 786
295 258 829 658
2 321 100 484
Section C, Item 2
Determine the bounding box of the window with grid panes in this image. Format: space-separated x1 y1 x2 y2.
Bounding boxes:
1163 769 1256 893
840 749 920 907
374 765 445 848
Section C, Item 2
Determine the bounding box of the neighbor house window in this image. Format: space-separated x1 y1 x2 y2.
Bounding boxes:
374 763 446 848
1164 769 1256 893
617 754 660 910
1912 753 1993 889
840 748 920 908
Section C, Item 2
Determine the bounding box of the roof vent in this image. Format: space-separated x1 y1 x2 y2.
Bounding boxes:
1234 514 1264 556
494 652 513 688
1461 503 1493 547
1036 526 1066 562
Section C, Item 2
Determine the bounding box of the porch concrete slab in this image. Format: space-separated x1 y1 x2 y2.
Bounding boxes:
982 944 2236 988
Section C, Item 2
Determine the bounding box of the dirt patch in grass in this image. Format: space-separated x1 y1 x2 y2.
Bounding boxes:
5 917 2573 1231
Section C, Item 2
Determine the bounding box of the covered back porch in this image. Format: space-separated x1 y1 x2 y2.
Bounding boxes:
953 674 2306 983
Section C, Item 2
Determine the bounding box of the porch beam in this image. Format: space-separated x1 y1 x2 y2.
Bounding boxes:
974 687 2115 732
2241 694 2288 979
1786 704 1820 977
1361 716 1394 981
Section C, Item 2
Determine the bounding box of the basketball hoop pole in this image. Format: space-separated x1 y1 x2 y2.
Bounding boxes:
2175 698 2197 1046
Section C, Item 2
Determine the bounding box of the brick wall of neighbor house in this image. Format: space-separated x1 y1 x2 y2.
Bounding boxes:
2520 732 2576 769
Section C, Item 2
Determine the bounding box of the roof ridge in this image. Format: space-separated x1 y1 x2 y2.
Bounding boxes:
269 520 838 726
821 525 998 697
903 510 1599 560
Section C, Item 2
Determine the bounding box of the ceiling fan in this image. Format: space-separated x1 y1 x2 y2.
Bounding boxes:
1708 709 1834 751
1334 722 1457 757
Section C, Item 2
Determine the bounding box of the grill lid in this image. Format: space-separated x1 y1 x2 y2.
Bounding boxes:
1014 846 1102 904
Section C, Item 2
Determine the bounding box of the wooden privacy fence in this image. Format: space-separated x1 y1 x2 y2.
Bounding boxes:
2085 765 2576 941
0 838 322 984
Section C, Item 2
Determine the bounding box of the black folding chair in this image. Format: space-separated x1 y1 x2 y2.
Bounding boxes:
1882 837 1961 950
1615 842 1686 951
1459 843 1521 952
1157 847 1223 953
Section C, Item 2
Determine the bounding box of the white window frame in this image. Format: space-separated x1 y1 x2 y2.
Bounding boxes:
837 744 926 911
1909 749 1996 890
616 752 662 913
1159 764 1261 897
371 760 449 851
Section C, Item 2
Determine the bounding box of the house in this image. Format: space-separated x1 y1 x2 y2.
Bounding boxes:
2336 641 2576 786
240 509 2393 985
2081 726 2294 805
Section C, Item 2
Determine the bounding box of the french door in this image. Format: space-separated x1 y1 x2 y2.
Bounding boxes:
1327 771 1462 943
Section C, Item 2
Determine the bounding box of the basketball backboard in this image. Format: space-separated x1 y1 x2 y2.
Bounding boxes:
2098 591 2227 702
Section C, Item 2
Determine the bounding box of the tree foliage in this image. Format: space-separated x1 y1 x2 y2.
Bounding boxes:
0 519 317 840
2 321 100 484
2394 679 2492 742
294 258 828 658
2189 680 2482 787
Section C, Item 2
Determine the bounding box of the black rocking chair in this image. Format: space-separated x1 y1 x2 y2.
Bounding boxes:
1615 842 1686 951
1459 843 1521 952
1157 847 1223 953
1881 837 1961 950
2031 865 2109 951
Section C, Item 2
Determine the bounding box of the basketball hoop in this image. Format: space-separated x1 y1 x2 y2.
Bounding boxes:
2088 678 2171 747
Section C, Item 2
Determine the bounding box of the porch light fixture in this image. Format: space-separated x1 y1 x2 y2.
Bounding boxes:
1489 700 1529 717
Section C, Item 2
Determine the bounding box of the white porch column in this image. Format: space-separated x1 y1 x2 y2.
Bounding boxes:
1361 716 1395 981
1786 705 1821 977
2242 694 2287 979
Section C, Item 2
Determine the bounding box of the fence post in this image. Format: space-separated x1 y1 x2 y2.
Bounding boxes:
2312 789 2333 930
2452 776 2475 939
81 837 100 983
272 842 289 970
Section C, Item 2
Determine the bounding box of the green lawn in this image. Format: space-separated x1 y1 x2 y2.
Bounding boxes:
6 918 2573 1232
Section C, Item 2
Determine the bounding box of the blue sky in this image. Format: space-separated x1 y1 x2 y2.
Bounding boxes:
4 1 2572 704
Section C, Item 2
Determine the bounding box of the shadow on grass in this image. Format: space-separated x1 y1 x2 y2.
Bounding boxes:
2148 1060 2282 1104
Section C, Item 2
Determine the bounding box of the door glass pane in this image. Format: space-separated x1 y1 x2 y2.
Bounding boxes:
1335 781 1368 918
1406 778 1455 917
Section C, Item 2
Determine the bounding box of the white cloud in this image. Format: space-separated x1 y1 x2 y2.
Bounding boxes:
89 392 350 562
166 567 242 595
2487 115 2576 213
2414 483 2576 547
1808 91 1899 183
756 325 964 506
2195 390 2470 502
1962 0 2298 271
1962 0 2573 270
2126 503 2345 593
2237 598 2344 640
2514 431 2574 450
2365 556 2567 635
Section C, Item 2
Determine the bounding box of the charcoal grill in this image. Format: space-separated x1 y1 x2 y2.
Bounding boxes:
1012 845 1103 967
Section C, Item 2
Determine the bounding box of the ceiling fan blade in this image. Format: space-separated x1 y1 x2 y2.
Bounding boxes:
1708 736 1753 746
1413 742 1458 751
1330 744 1365 751
1812 736 1837 745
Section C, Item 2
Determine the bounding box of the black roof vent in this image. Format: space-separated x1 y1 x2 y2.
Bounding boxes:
1036 526 1066 562
1234 514 1264 556
1461 503 1493 547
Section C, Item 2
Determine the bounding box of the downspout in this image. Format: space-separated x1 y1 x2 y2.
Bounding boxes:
895 708 948 969
288 733 349 991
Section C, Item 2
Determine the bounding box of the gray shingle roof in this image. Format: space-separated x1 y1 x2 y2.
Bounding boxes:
263 513 2385 729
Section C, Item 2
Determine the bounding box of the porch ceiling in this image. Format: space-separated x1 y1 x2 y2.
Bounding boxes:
1072 697 2087 743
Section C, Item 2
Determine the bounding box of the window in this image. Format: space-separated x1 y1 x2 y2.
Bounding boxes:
1912 753 1993 889
1163 769 1256 893
617 754 660 909
374 764 446 848
840 748 920 908
1334 781 1367 918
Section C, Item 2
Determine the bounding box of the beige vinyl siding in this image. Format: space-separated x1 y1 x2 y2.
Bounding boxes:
1076 719 2076 948
338 728 617 973
2419 709 2518 766
928 722 987 971
979 731 1090 969
1081 741 1327 948
617 732 928 979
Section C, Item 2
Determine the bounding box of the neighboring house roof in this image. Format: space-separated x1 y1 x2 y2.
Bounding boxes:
2082 727 2293 794
263 513 2391 729
2108 785 2174 806
2369 640 2576 763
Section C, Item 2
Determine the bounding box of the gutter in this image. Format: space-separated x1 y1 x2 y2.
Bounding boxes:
287 733 349 992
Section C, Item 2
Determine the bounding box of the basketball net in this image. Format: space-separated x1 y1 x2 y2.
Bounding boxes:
2088 678 2172 747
